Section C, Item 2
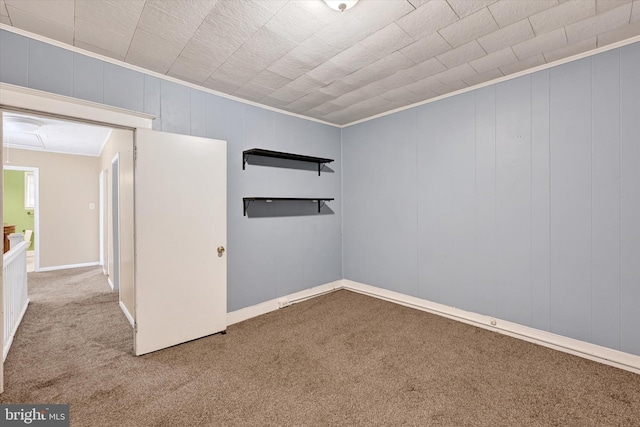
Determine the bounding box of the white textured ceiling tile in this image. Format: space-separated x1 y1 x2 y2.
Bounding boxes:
597 19 640 45
396 0 458 40
565 3 633 43
463 68 504 86
342 51 415 86
439 8 499 47
6 6 74 44
407 0 429 8
431 80 468 95
529 1 596 35
544 37 597 62
1 0 9 16
433 63 477 84
596 0 632 13
260 95 292 109
477 19 535 53
215 58 263 86
268 54 317 81
402 57 447 81
353 0 416 32
314 13 376 50
488 0 558 27
75 40 126 61
146 0 216 23
512 27 567 60
0 15 10 24
286 97 321 113
469 47 518 74
168 56 216 84
203 76 242 94
332 88 378 107
256 0 289 14
306 102 342 117
75 17 132 57
447 0 498 18
265 1 326 43
5 0 73 26
307 61 351 85
436 40 486 68
318 80 357 97
632 0 640 21
231 26 298 71
75 0 139 37
297 90 335 106
405 76 442 94
195 0 275 45
499 54 546 75
359 23 415 59
180 39 231 70
137 4 204 45
400 84 438 101
269 86 307 103
250 70 292 90
329 44 379 73
379 86 425 104
104 0 145 15
286 75 325 93
234 83 275 102
128 28 184 61
126 50 174 74
399 32 452 64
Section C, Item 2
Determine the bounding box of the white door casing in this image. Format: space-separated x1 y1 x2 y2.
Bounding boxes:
133 129 227 356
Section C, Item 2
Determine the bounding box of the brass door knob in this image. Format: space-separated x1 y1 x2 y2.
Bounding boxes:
217 246 225 255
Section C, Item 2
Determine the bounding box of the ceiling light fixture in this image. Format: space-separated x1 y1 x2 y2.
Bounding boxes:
4 116 43 133
323 0 358 12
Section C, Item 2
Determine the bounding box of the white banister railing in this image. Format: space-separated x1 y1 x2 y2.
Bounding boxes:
3 240 30 361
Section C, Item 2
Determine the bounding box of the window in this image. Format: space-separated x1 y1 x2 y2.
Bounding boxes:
24 172 35 209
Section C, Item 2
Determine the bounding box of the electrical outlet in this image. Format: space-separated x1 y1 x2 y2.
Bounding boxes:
89 203 95 210
277 298 289 309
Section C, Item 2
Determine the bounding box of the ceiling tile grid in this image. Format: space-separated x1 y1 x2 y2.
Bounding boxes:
1 0 638 125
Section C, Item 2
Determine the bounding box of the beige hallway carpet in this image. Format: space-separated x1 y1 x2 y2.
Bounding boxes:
1 266 640 426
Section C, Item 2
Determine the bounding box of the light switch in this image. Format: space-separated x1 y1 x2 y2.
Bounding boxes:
89 203 95 210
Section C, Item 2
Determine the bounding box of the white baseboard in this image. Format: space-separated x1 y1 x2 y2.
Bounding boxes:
227 280 343 326
3 298 29 362
119 301 134 327
37 261 100 272
343 279 640 375
107 277 114 291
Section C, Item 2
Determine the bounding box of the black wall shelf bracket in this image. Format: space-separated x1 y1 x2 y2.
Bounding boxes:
242 148 334 176
243 197 335 216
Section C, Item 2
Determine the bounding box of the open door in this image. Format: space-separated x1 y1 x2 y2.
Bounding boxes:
134 129 226 356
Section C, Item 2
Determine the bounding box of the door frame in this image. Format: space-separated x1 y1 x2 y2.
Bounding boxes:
2 165 40 272
110 153 120 293
0 83 154 394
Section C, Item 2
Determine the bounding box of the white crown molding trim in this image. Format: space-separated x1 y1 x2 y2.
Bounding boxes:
119 301 135 328
343 280 640 375
37 262 101 272
5 144 102 158
0 83 154 129
226 280 343 326
342 35 640 128
0 24 339 129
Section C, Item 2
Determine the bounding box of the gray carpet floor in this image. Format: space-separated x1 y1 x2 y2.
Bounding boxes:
1 266 640 426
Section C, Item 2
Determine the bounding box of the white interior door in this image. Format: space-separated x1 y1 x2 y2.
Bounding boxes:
134 129 227 356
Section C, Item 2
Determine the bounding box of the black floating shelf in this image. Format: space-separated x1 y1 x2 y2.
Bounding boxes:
243 197 335 216
243 148 334 176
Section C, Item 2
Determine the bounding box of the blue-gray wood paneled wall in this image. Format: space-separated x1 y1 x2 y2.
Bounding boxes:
0 30 343 312
343 42 640 356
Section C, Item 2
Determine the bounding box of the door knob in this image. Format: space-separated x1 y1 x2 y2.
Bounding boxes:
217 246 225 255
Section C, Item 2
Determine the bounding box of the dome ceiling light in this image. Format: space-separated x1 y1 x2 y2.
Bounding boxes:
4 116 43 133
323 0 358 12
